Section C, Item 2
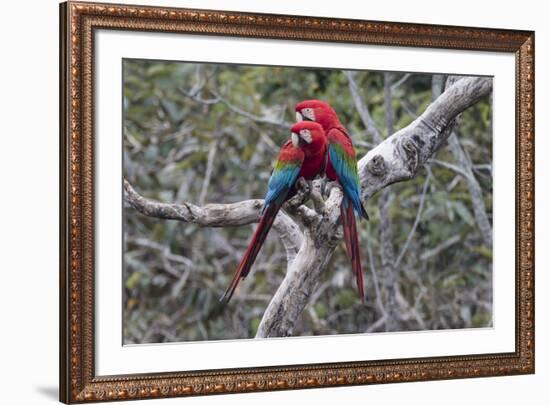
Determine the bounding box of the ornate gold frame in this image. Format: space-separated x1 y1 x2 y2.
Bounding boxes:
59 1 535 403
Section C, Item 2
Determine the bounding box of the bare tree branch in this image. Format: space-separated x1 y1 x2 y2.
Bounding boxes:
379 72 400 331
391 73 413 91
443 76 493 247
364 229 387 322
379 187 398 330
428 158 472 179
351 73 390 330
448 133 493 247
273 211 304 265
420 234 461 261
178 66 291 129
394 173 431 268
345 70 383 143
198 139 219 205
358 77 492 200
383 72 395 136
210 90 292 129
431 74 446 101
123 179 303 263
256 186 343 337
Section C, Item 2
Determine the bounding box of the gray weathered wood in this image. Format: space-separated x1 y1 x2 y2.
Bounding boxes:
358 77 492 200
124 179 303 263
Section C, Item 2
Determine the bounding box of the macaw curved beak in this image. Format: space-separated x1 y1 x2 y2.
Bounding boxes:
295 111 303 122
291 132 300 147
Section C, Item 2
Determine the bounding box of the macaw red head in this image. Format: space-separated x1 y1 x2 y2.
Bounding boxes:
295 99 340 130
290 121 326 150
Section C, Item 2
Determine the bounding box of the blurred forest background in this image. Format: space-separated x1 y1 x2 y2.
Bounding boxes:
123 59 493 344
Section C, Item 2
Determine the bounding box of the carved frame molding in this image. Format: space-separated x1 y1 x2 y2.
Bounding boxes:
59 1 535 402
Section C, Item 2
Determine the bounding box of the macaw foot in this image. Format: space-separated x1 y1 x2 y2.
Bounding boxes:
286 177 311 209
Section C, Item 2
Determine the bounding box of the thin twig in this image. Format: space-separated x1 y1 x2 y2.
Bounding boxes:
198 139 219 205
420 235 461 261
366 315 388 333
345 70 383 143
365 229 386 319
210 90 292 128
391 73 412 92
394 173 431 269
428 158 472 180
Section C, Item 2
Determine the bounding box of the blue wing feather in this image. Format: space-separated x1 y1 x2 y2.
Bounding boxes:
263 163 301 212
328 143 367 219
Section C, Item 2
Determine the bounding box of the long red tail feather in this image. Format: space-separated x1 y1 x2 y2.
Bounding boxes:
341 200 365 303
221 202 281 303
349 204 365 302
341 202 353 260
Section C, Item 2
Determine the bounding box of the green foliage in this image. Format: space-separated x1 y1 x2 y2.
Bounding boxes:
123 59 493 343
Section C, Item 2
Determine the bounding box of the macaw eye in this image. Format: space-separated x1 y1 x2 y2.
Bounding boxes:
299 108 315 121
300 129 313 143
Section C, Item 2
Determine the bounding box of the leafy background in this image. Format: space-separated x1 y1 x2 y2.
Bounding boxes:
123 59 493 343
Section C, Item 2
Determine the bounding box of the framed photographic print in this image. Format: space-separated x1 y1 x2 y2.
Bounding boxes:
59 1 535 403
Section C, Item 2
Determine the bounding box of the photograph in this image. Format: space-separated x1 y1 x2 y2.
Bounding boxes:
122 60 494 344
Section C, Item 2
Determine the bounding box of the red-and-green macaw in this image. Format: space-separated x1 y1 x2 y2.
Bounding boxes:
295 100 368 302
221 121 328 302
